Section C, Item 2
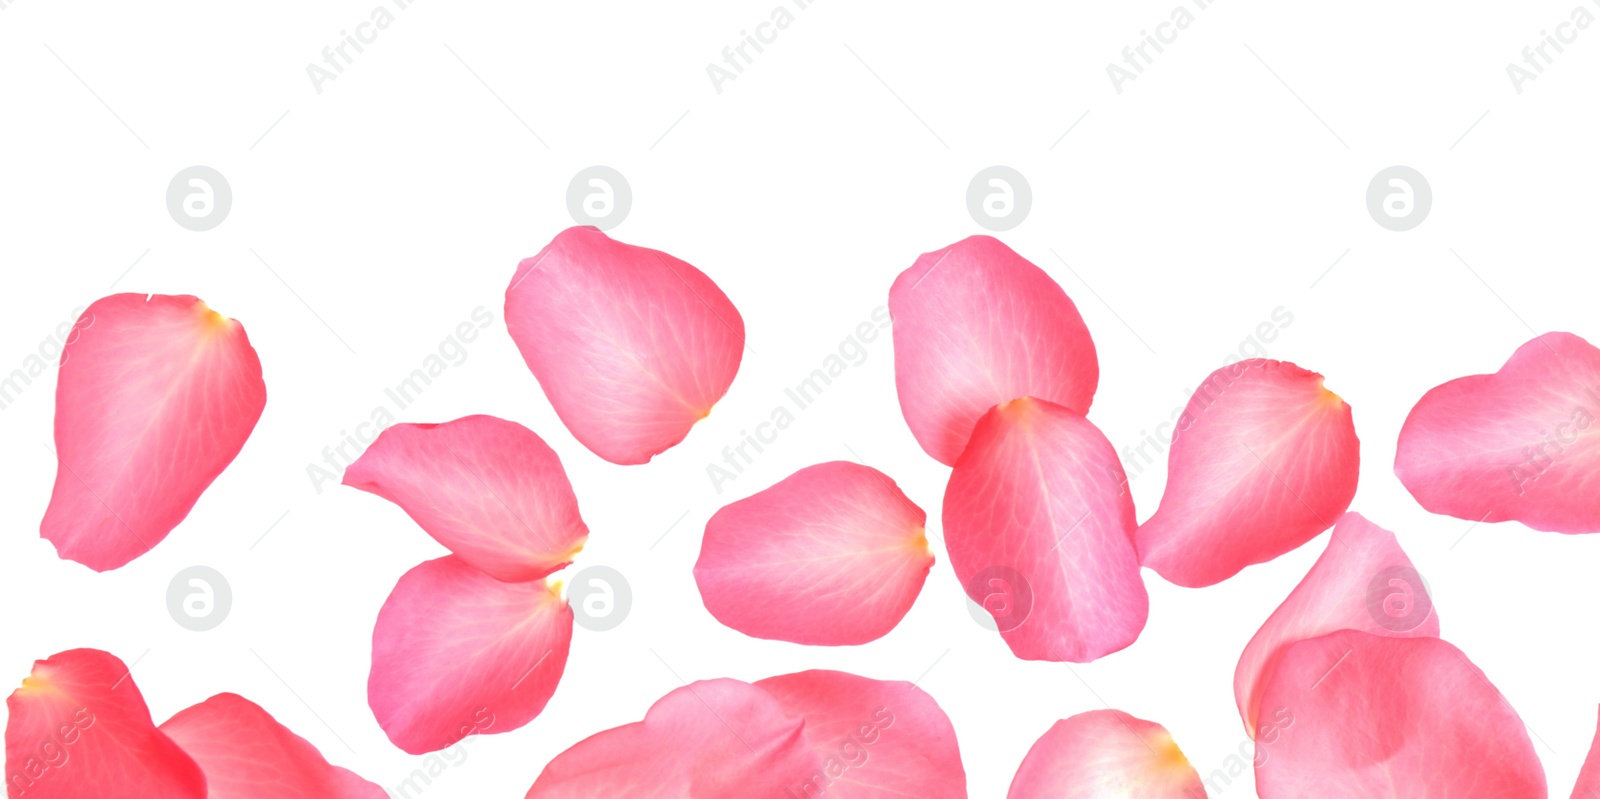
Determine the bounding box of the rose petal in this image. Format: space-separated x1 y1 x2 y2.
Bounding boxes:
504 226 744 465
5 649 205 799
1571 707 1600 799
342 415 588 582
1135 359 1359 587
369 556 572 754
944 397 1148 662
1007 710 1204 799
160 693 383 798
1234 512 1439 736
1396 332 1600 533
526 678 818 799
754 670 967 798
1255 630 1546 798
889 236 1099 465
41 294 266 571
694 462 933 646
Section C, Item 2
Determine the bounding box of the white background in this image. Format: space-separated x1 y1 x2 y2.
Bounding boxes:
3 1 1600 796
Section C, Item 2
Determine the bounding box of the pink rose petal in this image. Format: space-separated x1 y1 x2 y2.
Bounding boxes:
889 236 1098 465
42 294 266 571
1255 630 1546 798
1234 512 1439 736
944 397 1148 662
1571 707 1600 799
1007 710 1204 799
5 649 205 799
1397 332 1600 533
160 693 384 799
755 670 967 798
505 226 744 465
1136 359 1360 587
526 678 818 799
694 462 933 646
342 415 589 582
369 556 572 754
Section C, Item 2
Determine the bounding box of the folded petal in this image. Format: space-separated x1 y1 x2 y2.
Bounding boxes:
1234 512 1438 737
1135 359 1359 587
754 670 967 798
342 415 588 582
944 397 1147 662
1396 332 1600 533
1007 710 1203 799
42 294 266 571
526 678 819 799
5 649 205 799
1572 707 1600 799
504 226 744 465
159 693 383 799
694 462 933 646
889 236 1099 465
1255 630 1546 798
369 556 573 754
